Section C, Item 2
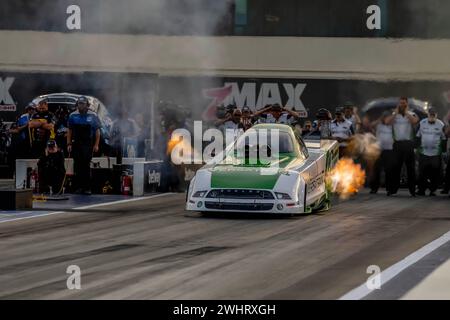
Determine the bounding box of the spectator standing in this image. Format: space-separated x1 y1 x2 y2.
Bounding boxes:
67 96 101 195
416 108 446 196
29 99 56 158
369 111 395 195
330 107 354 157
386 97 419 196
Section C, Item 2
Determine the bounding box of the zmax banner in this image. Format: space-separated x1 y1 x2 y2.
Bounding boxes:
158 76 450 121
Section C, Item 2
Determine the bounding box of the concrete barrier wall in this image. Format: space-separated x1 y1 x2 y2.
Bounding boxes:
1 31 450 80
15 157 145 189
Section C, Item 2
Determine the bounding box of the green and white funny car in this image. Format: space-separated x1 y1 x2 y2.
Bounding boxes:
186 124 339 214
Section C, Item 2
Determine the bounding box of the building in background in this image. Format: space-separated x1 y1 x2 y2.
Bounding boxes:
1 0 450 124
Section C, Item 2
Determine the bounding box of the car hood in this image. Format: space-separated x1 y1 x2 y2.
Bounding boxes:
210 155 297 189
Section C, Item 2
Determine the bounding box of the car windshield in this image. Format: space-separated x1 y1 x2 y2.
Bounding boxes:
236 130 294 153
222 129 297 164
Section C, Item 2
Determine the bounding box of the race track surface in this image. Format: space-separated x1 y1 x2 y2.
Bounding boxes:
0 191 449 299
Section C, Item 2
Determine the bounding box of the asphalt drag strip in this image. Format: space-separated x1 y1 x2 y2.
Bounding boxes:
0 190 448 299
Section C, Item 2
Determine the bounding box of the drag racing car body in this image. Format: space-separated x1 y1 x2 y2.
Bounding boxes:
186 124 339 214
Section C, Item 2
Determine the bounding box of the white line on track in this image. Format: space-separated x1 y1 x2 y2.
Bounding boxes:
0 193 175 224
75 193 175 210
339 230 450 300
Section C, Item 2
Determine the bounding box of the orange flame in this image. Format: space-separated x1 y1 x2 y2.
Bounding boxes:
167 135 181 155
327 158 366 199
167 133 201 164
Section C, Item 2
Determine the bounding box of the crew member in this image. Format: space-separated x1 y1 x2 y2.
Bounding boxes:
67 96 101 195
214 104 237 128
255 104 300 125
330 107 354 157
369 111 395 195
442 121 450 196
55 107 70 156
9 102 35 159
111 108 141 158
301 120 312 136
343 102 362 133
37 140 66 195
216 108 244 136
416 108 446 196
240 106 254 131
303 109 333 139
29 98 56 158
386 97 419 196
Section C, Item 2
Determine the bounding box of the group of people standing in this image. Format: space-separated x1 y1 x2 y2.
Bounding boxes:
213 98 450 197
10 96 101 195
370 97 449 197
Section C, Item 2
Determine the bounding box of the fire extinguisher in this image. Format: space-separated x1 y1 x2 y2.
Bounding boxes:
121 171 132 195
30 168 39 193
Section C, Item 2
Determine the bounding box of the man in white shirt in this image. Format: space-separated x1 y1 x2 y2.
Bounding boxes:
216 108 244 140
343 102 362 133
416 108 446 196
386 97 419 196
369 111 395 195
254 104 301 125
330 107 354 157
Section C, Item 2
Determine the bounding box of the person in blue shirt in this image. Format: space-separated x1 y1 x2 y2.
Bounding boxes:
67 96 101 195
9 102 35 159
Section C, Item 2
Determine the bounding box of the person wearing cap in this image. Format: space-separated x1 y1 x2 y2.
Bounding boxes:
385 97 419 196
67 96 101 195
37 140 66 195
215 104 237 126
330 107 354 157
216 107 244 135
253 104 272 124
369 111 395 195
9 102 35 159
343 102 362 133
29 98 56 158
256 104 300 125
303 109 333 139
301 120 312 137
416 108 446 196
240 106 254 131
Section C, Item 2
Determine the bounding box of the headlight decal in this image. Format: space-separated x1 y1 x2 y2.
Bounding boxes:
275 192 292 200
193 190 207 198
